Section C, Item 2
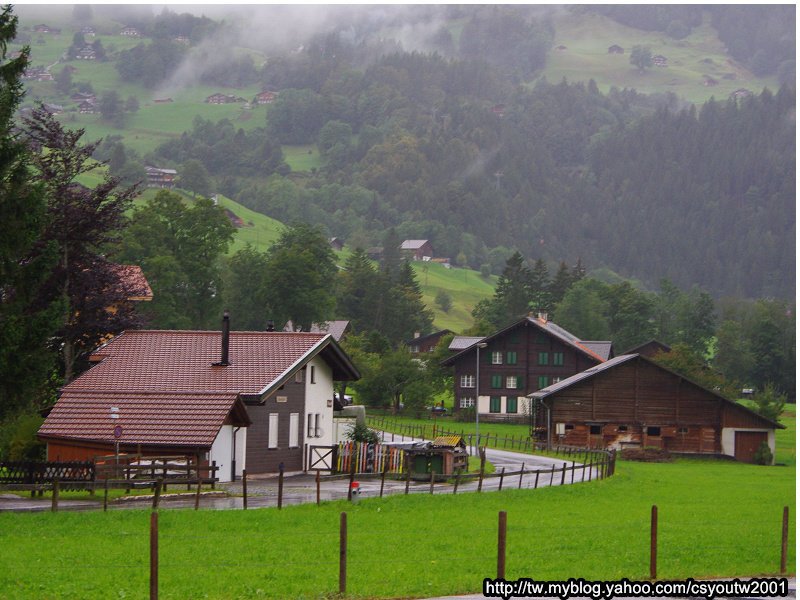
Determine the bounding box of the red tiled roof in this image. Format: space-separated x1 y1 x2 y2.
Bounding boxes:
38 390 248 447
40 329 357 448
71 330 329 395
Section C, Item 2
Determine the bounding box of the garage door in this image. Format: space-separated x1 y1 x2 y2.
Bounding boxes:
734 431 768 463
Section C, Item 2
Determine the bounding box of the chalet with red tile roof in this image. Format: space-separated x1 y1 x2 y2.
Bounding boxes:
38 315 360 480
529 354 782 463
441 314 612 421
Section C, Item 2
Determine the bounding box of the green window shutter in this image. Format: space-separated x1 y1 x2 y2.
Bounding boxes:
554 352 564 366
490 396 501 413
538 352 549 366
506 397 518 413
538 375 549 389
491 374 502 389
517 375 524 389
506 351 517 365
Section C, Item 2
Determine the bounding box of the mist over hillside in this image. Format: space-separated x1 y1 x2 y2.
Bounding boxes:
13 4 795 301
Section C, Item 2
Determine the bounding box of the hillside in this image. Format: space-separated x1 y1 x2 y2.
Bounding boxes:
12 6 794 305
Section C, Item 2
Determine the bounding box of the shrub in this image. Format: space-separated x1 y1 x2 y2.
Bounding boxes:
753 441 773 466
0 412 46 461
346 422 380 444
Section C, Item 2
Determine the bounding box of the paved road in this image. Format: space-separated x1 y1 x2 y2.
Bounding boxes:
0 434 596 511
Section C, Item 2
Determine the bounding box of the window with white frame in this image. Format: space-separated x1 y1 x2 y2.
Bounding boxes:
314 413 322 437
459 397 475 408
307 413 314 437
310 365 316 384
268 413 279 449
289 413 299 448
460 374 475 388
491 351 503 364
506 375 518 389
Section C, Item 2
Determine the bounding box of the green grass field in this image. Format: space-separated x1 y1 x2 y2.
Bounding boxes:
0 457 793 599
544 11 778 104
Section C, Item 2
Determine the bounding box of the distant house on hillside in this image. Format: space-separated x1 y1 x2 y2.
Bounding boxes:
608 44 624 54
400 239 434 261
120 26 141 37
145 166 177 188
80 26 95 36
490 104 506 118
702 75 718 87
71 91 96 103
652 55 668 67
329 237 345 252
76 46 96 60
730 88 753 100
78 100 96 114
154 97 174 104
254 90 277 105
174 35 190 45
206 93 241 104
33 24 61 34
406 330 452 355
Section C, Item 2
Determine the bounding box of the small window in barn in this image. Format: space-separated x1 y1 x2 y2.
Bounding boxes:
618 425 628 432
553 352 564 366
647 426 661 437
590 425 602 435
538 352 549 365
490 396 501 413
565 424 575 430
678 427 689 434
491 351 503 364
310 365 316 384
295 369 304 383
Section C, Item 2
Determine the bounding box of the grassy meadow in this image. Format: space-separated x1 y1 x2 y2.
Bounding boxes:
544 11 778 104
0 457 793 599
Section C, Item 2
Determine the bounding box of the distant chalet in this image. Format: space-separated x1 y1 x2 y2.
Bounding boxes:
206 93 245 104
254 90 278 105
608 44 624 54
145 166 177 189
33 24 61 34
400 239 434 261
120 26 142 37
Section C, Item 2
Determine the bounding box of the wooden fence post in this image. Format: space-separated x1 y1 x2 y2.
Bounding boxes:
242 469 248 510
103 478 109 512
571 461 576 484
497 511 507 579
404 454 411 495
429 469 435 494
150 511 159 600
453 469 461 495
560 463 566 485
498 467 505 491
781 506 788 574
549 463 555 486
650 505 658 580
51 480 59 512
348 456 356 501
518 464 525 489
152 479 163 510
534 471 540 489
339 512 347 595
380 459 387 498
194 476 201 511
478 448 486 492
316 470 321 505
278 463 285 509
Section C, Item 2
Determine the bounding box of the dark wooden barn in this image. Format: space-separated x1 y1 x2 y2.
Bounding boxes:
528 354 781 463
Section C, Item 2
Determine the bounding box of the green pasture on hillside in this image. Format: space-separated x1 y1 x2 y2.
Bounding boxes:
412 261 497 332
0 458 793 599
544 11 778 104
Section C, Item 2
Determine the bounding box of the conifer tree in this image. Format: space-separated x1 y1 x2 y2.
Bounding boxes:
0 7 61 416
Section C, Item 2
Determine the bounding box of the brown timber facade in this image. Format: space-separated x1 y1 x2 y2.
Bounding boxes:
442 316 611 422
529 354 781 463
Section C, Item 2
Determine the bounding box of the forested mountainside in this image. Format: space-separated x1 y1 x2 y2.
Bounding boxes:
16 4 795 300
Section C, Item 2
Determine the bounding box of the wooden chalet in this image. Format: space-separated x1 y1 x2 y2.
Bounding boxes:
120 27 141 37
442 314 612 421
145 166 177 188
405 329 452 355
400 239 434 261
608 44 624 54
38 315 360 480
206 93 241 105
529 354 782 463
76 46 96 60
329 237 345 251
254 90 277 104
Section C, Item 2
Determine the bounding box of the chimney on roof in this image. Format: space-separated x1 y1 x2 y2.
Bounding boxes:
214 311 231 366
537 311 548 322
266 319 275 332
414 331 421 339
